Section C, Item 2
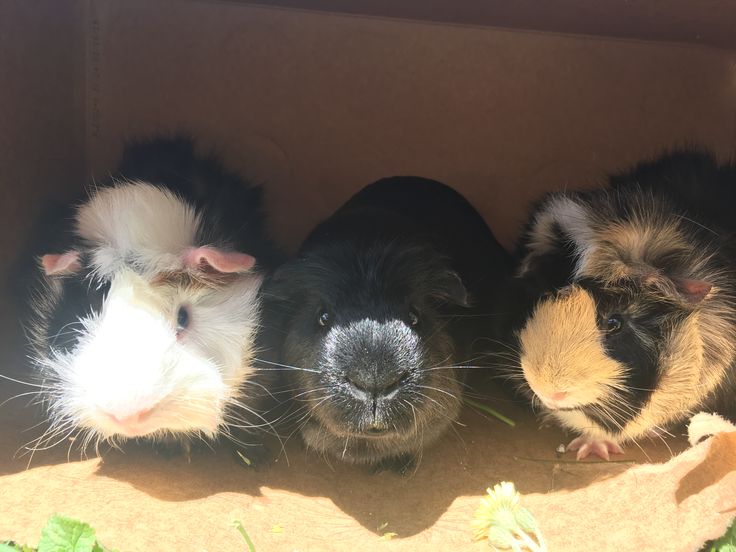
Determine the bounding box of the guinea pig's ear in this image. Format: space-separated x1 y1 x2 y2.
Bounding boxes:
643 272 713 305
674 278 713 304
40 251 82 276
436 271 470 307
183 246 256 274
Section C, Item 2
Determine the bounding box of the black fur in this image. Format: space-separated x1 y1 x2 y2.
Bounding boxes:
263 176 512 469
576 278 682 430
118 136 280 268
609 148 736 234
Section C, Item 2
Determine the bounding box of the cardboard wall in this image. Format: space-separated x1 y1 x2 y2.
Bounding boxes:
243 0 736 50
0 0 85 270
0 1 735 550
0 0 86 354
84 0 736 254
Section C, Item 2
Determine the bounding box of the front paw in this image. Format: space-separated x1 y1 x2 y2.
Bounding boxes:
567 435 624 461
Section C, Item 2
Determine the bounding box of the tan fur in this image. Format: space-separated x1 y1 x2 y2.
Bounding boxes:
518 191 736 447
521 294 726 444
520 288 626 408
582 216 694 284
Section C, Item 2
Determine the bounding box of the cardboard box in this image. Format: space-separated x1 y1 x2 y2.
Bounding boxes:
1 1 734 550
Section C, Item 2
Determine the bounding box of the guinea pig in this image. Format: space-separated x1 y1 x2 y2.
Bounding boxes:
24 136 278 450
264 177 512 472
509 150 736 460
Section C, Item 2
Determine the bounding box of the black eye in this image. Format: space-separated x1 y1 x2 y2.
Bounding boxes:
318 309 331 327
177 306 191 332
408 309 420 327
605 315 623 334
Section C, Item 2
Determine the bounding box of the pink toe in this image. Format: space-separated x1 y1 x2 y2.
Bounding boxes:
592 442 610 461
576 444 591 460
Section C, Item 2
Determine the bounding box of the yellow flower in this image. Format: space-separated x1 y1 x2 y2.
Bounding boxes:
471 482 546 552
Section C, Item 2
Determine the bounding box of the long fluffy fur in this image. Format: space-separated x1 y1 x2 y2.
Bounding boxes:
512 150 736 447
23 136 276 452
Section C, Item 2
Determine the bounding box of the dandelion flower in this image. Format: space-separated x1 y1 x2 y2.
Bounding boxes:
472 482 547 552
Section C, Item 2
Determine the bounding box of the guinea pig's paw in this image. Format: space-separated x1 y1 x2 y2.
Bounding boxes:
567 435 624 461
370 453 417 476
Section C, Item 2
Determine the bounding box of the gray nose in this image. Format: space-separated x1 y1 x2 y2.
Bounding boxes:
346 368 409 400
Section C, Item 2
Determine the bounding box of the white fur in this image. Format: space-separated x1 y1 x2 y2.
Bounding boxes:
545 196 597 278
519 195 596 278
688 412 736 446
42 268 262 440
76 182 201 278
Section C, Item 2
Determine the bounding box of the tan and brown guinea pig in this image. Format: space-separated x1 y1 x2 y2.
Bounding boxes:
509 150 736 460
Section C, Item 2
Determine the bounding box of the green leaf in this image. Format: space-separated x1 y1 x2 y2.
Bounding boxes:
463 397 516 427
702 519 736 552
235 450 252 467
1 543 35 552
37 516 98 552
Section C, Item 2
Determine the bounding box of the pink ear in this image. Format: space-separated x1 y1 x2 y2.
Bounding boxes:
677 279 713 304
183 246 256 274
41 251 81 276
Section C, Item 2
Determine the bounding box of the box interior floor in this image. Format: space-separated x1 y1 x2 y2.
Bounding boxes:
1 1 735 550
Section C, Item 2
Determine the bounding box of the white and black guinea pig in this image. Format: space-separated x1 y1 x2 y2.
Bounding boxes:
24 136 279 449
509 150 736 460
263 177 511 472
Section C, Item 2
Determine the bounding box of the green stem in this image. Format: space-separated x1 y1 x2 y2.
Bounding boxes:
463 397 516 427
233 521 256 552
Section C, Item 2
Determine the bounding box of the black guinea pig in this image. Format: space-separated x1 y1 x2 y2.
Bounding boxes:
263 177 512 472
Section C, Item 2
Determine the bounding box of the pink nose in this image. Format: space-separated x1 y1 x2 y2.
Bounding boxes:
108 406 154 426
549 391 568 402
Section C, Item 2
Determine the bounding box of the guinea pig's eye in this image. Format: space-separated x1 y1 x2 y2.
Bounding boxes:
605 315 623 334
176 306 191 333
408 309 420 327
318 309 331 328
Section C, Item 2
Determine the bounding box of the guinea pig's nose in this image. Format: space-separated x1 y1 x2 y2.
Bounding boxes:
104 405 155 427
538 390 571 409
550 391 568 401
345 370 410 400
